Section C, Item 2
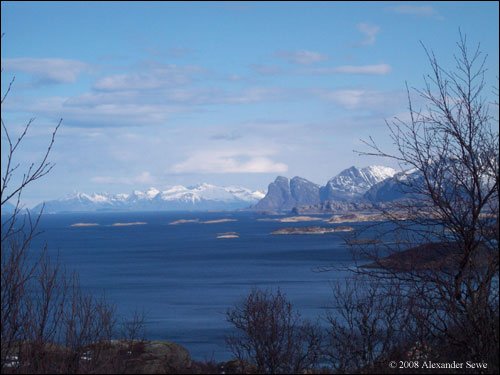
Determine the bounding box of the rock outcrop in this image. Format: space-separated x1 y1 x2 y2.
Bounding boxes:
290 176 321 206
253 176 320 211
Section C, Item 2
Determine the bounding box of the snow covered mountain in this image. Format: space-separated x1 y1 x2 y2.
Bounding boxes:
363 169 419 202
319 165 397 202
33 183 265 213
253 165 398 211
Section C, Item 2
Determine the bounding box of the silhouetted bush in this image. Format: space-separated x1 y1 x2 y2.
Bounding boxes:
225 288 322 374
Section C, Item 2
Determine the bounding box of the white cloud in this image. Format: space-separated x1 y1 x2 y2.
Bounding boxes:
170 149 288 174
24 95 180 127
10 84 287 127
91 171 155 185
320 89 372 109
313 88 406 113
355 23 380 46
297 64 392 75
387 5 442 19
275 50 329 65
223 87 285 104
93 63 203 91
1 58 89 84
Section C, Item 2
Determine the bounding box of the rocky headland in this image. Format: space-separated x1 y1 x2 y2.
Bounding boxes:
360 241 493 272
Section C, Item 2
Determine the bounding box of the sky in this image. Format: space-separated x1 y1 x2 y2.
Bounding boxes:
1 1 499 207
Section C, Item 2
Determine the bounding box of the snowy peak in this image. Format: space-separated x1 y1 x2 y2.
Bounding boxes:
334 165 396 187
225 186 266 202
34 183 265 213
253 165 398 211
320 165 397 202
157 183 264 203
64 191 125 203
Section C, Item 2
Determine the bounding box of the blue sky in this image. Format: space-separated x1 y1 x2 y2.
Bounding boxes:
1 1 499 207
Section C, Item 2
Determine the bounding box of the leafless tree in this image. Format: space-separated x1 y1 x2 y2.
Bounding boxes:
327 32 499 372
225 288 322 374
1 47 146 373
324 277 421 373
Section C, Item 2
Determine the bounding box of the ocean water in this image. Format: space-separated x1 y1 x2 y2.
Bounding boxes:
19 211 363 361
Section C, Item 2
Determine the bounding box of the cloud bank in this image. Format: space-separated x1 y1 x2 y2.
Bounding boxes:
170 150 288 174
387 5 442 19
1 58 89 84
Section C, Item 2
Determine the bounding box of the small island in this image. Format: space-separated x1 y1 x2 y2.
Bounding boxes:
202 218 237 224
168 218 237 225
111 222 147 226
258 216 323 223
70 223 100 227
325 213 385 224
271 226 354 235
169 219 200 225
216 232 239 239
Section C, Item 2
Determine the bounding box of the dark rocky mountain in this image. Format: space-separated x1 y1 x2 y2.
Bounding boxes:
290 177 321 206
253 176 320 211
254 166 397 212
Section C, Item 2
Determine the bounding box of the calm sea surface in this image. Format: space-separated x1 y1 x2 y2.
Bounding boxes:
20 211 366 361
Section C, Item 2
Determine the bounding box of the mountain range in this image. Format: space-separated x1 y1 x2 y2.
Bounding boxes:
20 165 417 213
32 183 265 213
254 165 398 211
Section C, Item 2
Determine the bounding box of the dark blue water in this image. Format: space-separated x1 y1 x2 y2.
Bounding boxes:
21 211 361 361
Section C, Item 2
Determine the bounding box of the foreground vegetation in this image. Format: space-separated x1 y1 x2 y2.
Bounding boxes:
2 34 498 374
